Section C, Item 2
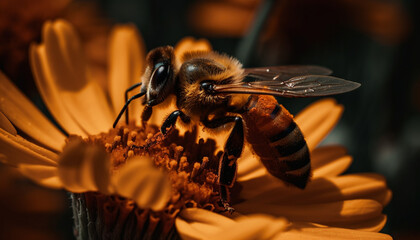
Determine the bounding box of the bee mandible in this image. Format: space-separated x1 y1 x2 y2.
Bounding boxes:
113 46 360 212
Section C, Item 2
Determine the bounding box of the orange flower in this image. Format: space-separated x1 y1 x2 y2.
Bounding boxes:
0 19 391 239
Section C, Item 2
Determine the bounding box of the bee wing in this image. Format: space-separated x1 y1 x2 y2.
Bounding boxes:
213 75 361 97
243 65 333 81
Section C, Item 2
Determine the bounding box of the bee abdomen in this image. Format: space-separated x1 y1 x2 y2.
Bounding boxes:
266 121 311 189
242 95 311 189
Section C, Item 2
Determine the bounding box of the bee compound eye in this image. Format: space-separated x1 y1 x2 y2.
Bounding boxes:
151 63 171 88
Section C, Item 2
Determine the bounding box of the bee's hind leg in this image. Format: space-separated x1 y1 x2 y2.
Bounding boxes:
202 116 244 213
220 185 235 214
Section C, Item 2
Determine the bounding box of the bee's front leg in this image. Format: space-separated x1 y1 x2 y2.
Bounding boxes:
141 105 153 126
161 110 190 135
130 110 190 151
202 116 244 213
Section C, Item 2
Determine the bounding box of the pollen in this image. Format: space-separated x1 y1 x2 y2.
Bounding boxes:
77 122 225 238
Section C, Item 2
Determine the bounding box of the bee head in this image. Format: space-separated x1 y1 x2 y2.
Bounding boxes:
141 46 176 107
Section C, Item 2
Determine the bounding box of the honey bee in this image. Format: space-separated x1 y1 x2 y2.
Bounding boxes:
113 46 360 211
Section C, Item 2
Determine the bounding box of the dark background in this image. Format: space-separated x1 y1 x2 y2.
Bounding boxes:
0 0 419 239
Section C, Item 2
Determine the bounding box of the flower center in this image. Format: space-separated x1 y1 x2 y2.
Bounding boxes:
85 122 225 209
71 123 227 239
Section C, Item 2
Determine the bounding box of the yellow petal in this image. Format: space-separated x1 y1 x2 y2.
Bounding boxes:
313 155 352 178
0 71 66 151
234 199 383 226
174 37 212 65
310 145 352 178
274 222 392 240
108 25 145 125
311 145 347 168
313 174 391 206
176 208 288 240
238 173 285 200
34 20 114 135
113 156 171 211
295 98 343 151
238 145 352 183
30 43 87 136
237 145 267 181
0 111 17 135
206 215 288 240
239 173 390 206
176 208 234 239
329 215 388 232
189 2 254 37
18 164 63 189
0 128 58 167
58 139 111 193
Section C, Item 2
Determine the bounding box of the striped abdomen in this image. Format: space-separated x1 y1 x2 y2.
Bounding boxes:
240 95 311 189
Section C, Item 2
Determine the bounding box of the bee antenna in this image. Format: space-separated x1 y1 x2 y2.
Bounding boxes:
113 91 145 128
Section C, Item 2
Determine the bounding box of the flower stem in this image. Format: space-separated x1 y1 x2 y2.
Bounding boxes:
235 0 276 67
70 193 180 240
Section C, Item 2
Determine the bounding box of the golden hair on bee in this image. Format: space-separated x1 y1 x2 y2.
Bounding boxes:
180 51 244 84
179 51 250 112
175 51 246 118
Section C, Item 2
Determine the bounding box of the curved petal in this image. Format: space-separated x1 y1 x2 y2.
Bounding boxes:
174 37 212 65
237 173 285 200
311 145 347 169
188 2 254 37
0 71 66 151
176 208 288 240
108 25 146 125
274 222 392 240
0 128 58 167
0 128 58 161
238 173 390 206
238 145 352 183
312 174 391 206
206 215 288 240
31 43 87 136
328 215 388 232
113 156 171 211
32 19 114 135
313 155 352 178
295 98 343 151
238 145 351 196
0 111 17 135
237 145 267 181
176 208 233 240
18 164 63 189
234 199 383 227
58 139 111 193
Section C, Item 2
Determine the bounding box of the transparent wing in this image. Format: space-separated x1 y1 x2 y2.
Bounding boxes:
213 75 361 97
244 65 333 82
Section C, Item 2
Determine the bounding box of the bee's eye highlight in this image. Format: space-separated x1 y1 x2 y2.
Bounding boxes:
200 81 215 94
151 62 171 88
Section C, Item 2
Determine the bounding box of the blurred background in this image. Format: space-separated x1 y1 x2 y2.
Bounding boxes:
0 0 419 239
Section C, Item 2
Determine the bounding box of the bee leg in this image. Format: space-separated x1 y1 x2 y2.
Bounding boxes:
141 105 153 126
203 116 244 212
133 110 190 150
124 82 142 125
220 185 235 214
161 110 190 135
